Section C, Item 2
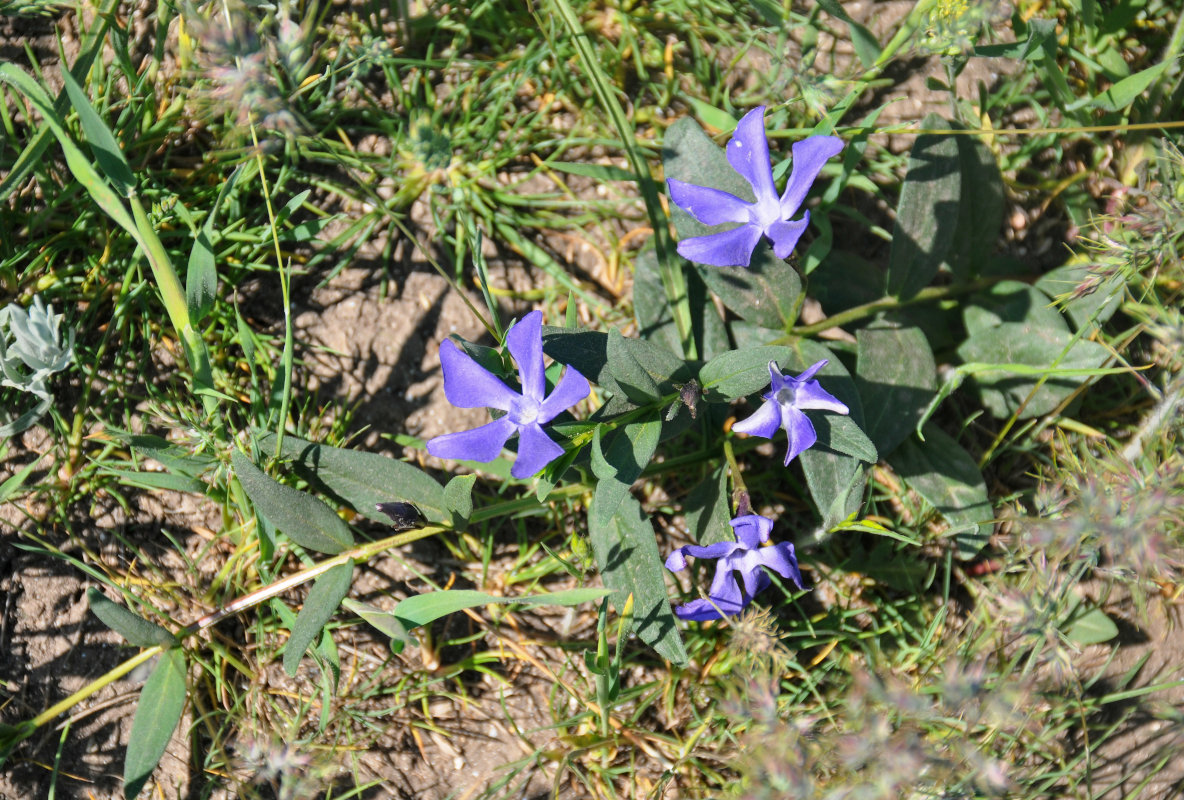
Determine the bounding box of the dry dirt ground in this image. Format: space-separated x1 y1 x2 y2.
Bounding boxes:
3 1 1183 799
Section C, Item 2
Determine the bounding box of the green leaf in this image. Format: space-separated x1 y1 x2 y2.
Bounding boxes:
683 465 732 546
60 67 135 197
801 448 866 530
698 345 788 401
256 431 447 524
810 414 878 463
444 474 476 529
542 326 624 400
634 250 729 360
124 648 186 799
946 130 1004 282
815 0 882 67
186 229 217 326
886 115 961 299
590 418 662 525
87 588 176 648
606 329 663 402
854 323 936 457
545 161 637 181
393 587 612 627
963 281 1066 337
97 466 207 494
974 17 1055 59
888 424 993 559
232 449 354 555
684 97 738 132
956 321 1109 419
1086 60 1169 113
342 598 414 654
588 490 687 666
1063 606 1119 645
1034 261 1124 331
284 561 354 676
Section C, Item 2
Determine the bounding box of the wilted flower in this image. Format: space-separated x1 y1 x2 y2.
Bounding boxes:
732 359 849 465
426 311 589 479
665 514 804 621
667 106 842 267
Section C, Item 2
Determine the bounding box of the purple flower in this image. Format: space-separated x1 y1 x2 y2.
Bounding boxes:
426 311 590 479
732 359 849 466
667 106 843 267
665 514 804 621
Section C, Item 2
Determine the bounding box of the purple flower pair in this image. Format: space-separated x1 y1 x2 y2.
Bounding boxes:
667 106 843 268
425 311 589 479
665 514 804 621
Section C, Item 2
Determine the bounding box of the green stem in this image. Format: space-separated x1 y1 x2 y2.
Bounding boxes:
780 277 1000 340
29 646 163 730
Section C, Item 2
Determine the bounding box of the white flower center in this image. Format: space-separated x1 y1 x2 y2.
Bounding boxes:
774 385 798 408
509 395 541 426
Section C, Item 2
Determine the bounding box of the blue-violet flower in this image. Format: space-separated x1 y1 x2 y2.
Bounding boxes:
667 105 843 267
426 310 589 479
665 514 804 621
732 359 849 466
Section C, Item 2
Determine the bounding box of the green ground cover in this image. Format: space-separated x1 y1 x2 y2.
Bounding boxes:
1 0 1183 797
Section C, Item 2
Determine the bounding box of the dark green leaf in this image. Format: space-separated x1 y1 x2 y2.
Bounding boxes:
633 249 682 356
342 599 414 654
855 323 936 457
283 561 354 676
888 424 993 559
542 327 624 400
61 68 135 197
590 419 662 525
232 449 354 555
956 321 1109 419
810 414 878 463
801 448 866 530
963 281 1065 336
124 648 186 799
606 329 663 402
946 130 1004 282
974 17 1055 59
87 588 176 647
256 431 447 524
98 466 206 494
589 490 687 666
1034 262 1124 331
886 115 961 299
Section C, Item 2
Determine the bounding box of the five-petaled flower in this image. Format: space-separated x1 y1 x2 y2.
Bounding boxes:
426 311 589 479
665 514 804 621
732 359 849 466
667 106 843 268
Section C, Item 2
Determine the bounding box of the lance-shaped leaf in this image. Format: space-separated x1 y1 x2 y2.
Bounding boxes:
124 648 187 799
283 561 354 676
232 449 354 555
854 322 936 457
87 589 176 648
590 418 662 527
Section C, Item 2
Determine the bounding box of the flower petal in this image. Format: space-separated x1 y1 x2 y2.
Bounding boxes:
511 421 564 479
794 380 849 415
779 135 844 216
732 398 781 440
726 106 777 204
779 405 818 465
672 541 740 564
537 365 590 424
440 339 519 411
705 561 746 610
676 223 764 268
673 594 748 621
766 215 810 259
426 415 516 463
795 359 828 383
730 514 774 548
667 179 751 226
757 542 806 590
505 310 545 402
